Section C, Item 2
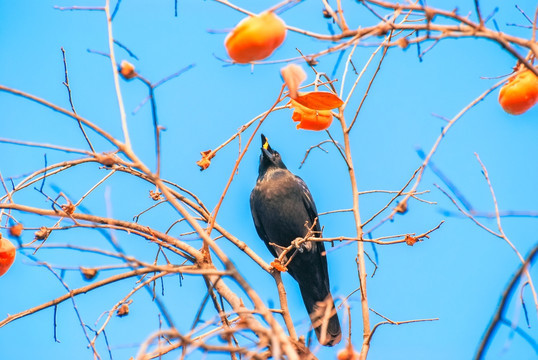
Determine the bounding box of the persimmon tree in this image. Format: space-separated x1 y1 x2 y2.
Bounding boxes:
1 1 538 359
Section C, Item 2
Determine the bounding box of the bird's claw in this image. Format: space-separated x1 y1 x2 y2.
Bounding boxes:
292 238 313 253
291 238 304 252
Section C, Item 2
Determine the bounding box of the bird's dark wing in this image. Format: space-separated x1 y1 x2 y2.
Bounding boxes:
294 175 328 276
250 189 278 258
293 177 340 345
295 175 322 234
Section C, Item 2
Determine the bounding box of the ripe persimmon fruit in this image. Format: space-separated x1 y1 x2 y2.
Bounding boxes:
0 236 16 277
291 100 333 131
336 346 360 360
8 223 23 238
225 11 286 63
499 69 538 115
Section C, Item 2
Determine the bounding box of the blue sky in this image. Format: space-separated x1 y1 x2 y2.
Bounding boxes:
1 0 538 359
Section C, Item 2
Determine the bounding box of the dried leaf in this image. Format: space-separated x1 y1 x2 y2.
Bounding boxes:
35 227 51 241
197 150 214 171
294 91 344 110
281 63 307 99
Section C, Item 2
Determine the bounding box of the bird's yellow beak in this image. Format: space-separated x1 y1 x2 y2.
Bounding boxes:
262 138 270 150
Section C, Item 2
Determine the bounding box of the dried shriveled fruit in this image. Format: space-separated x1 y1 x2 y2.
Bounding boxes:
117 304 130 317
149 190 163 201
394 200 408 214
196 150 214 171
270 259 288 272
62 202 76 215
80 267 98 281
119 60 137 80
405 235 418 246
95 153 117 167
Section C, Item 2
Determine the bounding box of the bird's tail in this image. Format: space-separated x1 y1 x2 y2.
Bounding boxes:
299 287 342 346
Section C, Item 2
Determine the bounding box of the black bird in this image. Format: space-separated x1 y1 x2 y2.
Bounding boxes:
250 134 341 346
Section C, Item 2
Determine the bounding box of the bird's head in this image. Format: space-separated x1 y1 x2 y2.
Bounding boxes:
258 134 287 177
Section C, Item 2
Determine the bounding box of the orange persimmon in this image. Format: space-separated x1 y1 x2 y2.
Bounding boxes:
499 69 538 115
291 100 333 131
336 344 360 360
8 223 23 238
225 11 286 63
0 236 16 277
294 91 344 110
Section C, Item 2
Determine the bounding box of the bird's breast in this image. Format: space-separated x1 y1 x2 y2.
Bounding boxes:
255 171 300 202
253 172 313 246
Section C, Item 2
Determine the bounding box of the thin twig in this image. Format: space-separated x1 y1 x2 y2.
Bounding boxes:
105 0 130 148
61 47 95 153
475 244 538 360
205 86 286 237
